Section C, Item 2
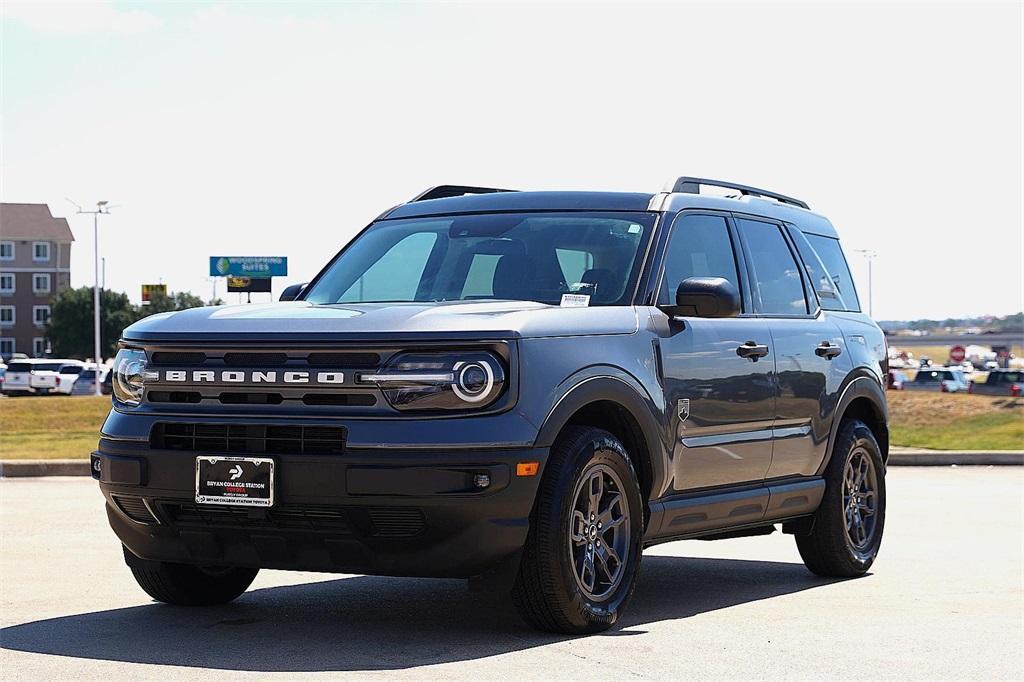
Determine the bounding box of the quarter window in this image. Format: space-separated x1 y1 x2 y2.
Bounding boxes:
736 218 808 315
33 242 50 262
805 234 861 312
658 214 741 306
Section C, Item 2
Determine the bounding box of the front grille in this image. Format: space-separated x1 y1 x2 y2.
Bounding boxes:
163 503 350 532
151 351 206 365
161 503 425 537
151 423 346 455
224 352 288 366
148 350 382 368
112 495 158 524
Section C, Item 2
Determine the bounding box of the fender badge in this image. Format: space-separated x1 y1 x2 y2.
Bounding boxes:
677 398 690 422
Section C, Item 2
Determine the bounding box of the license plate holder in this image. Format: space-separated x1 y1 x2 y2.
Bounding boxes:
195 456 275 507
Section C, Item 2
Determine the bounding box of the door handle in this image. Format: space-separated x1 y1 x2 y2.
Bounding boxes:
736 341 770 360
815 342 843 359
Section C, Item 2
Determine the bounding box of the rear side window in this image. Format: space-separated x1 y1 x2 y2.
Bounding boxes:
804 234 861 312
658 214 741 306
736 218 808 315
60 365 83 374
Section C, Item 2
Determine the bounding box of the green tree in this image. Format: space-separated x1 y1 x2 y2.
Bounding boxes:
47 287 137 361
138 290 206 318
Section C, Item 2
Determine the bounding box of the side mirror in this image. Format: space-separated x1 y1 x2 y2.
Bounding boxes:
659 277 741 318
279 282 308 302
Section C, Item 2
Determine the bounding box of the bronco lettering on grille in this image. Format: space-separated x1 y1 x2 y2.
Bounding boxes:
161 370 345 384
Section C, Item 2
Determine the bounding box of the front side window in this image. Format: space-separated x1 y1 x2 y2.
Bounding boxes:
0 242 13 260
33 273 51 294
736 218 808 315
306 212 656 307
658 214 741 306
33 242 50 262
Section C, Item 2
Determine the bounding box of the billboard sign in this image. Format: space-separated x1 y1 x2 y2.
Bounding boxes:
227 276 273 293
141 283 167 302
210 256 287 278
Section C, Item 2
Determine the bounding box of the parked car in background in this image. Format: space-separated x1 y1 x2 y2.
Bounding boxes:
0 360 6 391
53 361 86 395
887 369 908 390
1 359 65 395
969 370 1023 397
71 366 108 396
905 367 970 393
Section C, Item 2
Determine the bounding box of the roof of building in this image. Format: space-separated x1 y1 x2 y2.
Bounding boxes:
0 203 75 242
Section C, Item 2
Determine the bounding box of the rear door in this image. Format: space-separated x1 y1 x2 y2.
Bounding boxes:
733 217 849 479
657 212 776 491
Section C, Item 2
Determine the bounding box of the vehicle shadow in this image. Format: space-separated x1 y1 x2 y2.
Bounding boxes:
1 555 843 672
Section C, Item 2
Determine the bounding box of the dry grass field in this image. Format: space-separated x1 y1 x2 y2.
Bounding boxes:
1 390 1021 460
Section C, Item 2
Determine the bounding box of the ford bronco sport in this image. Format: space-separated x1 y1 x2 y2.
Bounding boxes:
94 177 888 634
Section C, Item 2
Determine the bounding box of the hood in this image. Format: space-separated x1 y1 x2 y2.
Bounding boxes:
122 300 640 342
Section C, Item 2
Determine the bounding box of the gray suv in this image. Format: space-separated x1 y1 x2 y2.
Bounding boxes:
94 178 888 634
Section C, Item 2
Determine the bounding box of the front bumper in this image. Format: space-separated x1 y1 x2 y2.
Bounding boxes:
94 438 546 579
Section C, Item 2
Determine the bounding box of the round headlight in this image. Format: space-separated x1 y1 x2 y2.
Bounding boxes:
112 348 149 406
453 361 494 402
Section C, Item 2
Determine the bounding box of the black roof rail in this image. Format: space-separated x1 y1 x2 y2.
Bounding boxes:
670 177 809 210
411 185 517 202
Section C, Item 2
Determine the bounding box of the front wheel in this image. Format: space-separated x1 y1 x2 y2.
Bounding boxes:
512 426 643 634
128 554 259 606
796 419 886 577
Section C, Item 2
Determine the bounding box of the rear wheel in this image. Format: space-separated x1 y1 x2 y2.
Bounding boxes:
128 554 258 606
796 419 886 577
512 426 643 634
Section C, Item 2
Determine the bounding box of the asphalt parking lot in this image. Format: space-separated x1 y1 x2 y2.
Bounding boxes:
2 467 1022 680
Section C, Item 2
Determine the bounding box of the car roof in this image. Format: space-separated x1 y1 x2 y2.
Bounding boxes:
381 190 839 238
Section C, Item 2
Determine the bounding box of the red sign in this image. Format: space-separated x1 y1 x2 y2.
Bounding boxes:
949 345 966 363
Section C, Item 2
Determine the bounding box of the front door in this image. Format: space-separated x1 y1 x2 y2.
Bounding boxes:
655 213 776 491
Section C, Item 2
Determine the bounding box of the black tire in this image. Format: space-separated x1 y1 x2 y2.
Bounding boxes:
129 558 258 606
512 426 643 634
796 419 886 577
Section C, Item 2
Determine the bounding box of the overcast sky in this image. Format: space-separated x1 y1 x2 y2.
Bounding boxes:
2 0 1021 320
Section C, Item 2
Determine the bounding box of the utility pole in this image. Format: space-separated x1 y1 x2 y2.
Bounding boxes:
70 200 113 395
854 249 877 318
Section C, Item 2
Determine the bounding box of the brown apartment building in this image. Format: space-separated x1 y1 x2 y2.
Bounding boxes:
0 203 74 360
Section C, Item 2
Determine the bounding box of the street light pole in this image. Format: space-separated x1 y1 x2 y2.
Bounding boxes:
72 200 112 395
854 249 877 318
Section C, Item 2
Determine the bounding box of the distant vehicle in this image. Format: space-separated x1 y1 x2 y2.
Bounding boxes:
53 361 86 395
905 367 970 393
71 366 108 396
0 360 6 391
887 369 908 390
969 370 1023 397
101 368 113 395
1 359 67 395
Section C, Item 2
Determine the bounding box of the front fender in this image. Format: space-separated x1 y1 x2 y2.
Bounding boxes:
533 367 670 500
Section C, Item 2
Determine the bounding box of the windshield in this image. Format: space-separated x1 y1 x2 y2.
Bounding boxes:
304 212 656 306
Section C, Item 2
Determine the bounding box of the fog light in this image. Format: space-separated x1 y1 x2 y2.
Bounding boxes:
473 474 491 489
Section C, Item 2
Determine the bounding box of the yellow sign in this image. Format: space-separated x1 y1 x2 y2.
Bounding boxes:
141 283 167 302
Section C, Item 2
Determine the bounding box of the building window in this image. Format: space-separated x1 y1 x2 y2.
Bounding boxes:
0 305 14 327
32 273 51 294
0 242 13 261
33 241 50 262
0 338 14 357
0 273 13 294
33 337 47 357
33 305 50 327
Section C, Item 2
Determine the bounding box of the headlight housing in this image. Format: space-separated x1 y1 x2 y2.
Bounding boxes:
359 351 506 411
112 348 152 406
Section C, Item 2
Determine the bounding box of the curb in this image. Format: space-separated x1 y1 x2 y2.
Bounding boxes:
888 451 1024 466
0 459 92 478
